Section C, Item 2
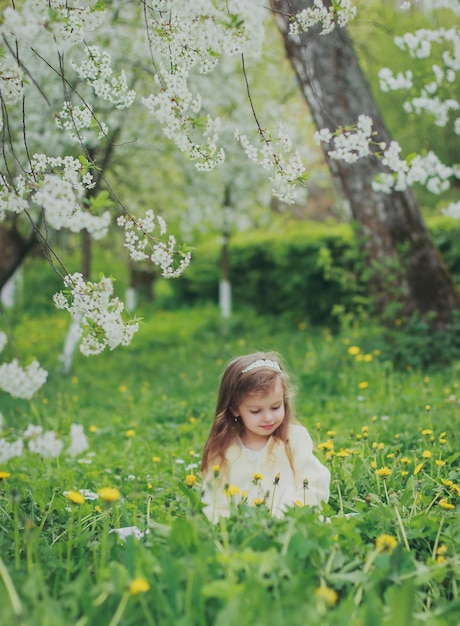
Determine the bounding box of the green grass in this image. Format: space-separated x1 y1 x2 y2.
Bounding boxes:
1 304 460 625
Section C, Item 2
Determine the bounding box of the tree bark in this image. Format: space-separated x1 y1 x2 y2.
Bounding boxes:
270 0 460 322
0 222 37 290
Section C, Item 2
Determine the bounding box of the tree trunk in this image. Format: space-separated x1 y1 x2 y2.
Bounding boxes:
0 222 37 290
270 0 460 323
219 184 232 319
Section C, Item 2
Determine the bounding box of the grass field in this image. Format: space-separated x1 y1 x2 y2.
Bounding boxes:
1 303 459 625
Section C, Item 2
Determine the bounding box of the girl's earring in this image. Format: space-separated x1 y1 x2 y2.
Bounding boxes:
234 416 239 422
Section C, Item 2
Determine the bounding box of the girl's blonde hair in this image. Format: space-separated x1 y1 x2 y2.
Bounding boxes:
201 351 296 474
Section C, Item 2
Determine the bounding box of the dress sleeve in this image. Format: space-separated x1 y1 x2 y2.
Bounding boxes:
290 425 331 507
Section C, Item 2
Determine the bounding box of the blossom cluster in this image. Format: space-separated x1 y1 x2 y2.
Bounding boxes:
0 154 111 239
0 359 47 400
117 211 191 278
314 115 374 164
290 0 357 36
380 26 460 130
0 422 88 463
71 46 136 109
315 115 458 194
1 0 104 50
141 1 265 170
234 127 306 204
53 273 140 356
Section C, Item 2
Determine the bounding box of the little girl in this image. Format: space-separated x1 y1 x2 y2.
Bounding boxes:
201 351 330 522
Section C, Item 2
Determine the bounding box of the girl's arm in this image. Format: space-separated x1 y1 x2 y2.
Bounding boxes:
290 424 331 507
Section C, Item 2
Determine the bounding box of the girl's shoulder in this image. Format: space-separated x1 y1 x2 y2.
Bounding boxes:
286 423 313 448
288 423 309 437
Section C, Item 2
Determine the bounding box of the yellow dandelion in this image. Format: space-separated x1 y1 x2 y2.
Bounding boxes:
363 354 373 362
185 474 197 487
414 463 424 475
129 578 150 596
318 440 334 451
387 453 395 459
65 490 85 505
252 472 263 482
373 350 381 356
400 457 411 465
326 430 336 438
336 449 350 458
401 471 409 476
152 456 161 463
376 467 392 479
98 487 121 503
355 433 362 440
435 459 446 467
371 461 377 469
315 585 338 608
224 485 241 497
348 346 360 355
375 534 398 553
188 450 195 457
425 404 431 412
358 381 369 389
436 556 446 564
89 425 97 433
362 426 369 433
118 385 128 393
439 499 455 510
0 471 11 480
188 416 197 424
294 500 304 507
252 498 265 507
298 321 307 331
212 465 220 478
421 429 433 435
422 450 432 459
126 429 136 437
436 544 448 556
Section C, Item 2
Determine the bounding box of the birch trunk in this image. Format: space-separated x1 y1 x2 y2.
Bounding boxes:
270 0 459 322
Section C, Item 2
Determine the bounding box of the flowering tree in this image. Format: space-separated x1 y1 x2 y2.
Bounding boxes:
0 0 459 401
271 0 460 322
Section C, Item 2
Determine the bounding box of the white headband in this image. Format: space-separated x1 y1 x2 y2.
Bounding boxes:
241 359 282 374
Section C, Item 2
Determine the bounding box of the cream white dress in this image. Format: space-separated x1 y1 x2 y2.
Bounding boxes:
202 423 330 522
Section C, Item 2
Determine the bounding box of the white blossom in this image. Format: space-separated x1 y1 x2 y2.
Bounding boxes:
78 489 99 501
53 272 140 356
117 211 191 277
0 359 48 399
0 437 24 464
23 424 44 438
67 423 89 457
291 0 357 36
28 431 64 458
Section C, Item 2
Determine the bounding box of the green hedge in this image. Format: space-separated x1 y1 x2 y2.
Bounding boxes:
172 216 460 325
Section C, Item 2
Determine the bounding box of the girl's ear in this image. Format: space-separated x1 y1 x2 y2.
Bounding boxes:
230 406 239 417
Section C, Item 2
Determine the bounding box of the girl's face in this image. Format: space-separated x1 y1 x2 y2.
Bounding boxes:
233 377 285 449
